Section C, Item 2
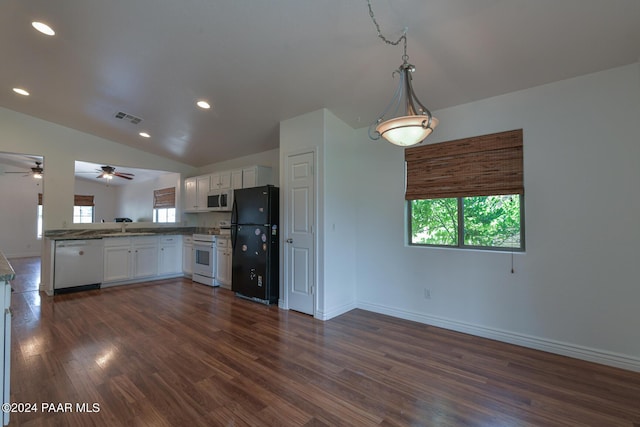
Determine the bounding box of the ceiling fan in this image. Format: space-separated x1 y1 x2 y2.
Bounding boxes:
4 161 44 179
96 165 135 180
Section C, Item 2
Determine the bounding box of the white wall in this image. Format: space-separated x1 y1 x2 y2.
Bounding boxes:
280 109 358 319
74 178 118 223
198 148 279 180
352 63 640 371
117 173 182 222
0 107 197 289
0 172 42 257
0 107 197 232
280 110 325 314
322 110 358 318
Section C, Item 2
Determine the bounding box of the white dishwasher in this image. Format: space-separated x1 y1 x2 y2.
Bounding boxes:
54 239 104 293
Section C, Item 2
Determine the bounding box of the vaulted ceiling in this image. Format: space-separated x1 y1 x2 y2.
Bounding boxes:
1 0 639 167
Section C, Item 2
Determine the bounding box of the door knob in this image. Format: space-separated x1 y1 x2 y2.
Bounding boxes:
286 238 293 244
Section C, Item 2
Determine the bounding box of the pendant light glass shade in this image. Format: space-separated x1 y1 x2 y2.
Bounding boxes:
370 62 438 147
376 115 439 147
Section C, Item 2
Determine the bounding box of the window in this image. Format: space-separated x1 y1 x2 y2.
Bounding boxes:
405 129 524 251
73 206 94 223
153 187 176 223
409 195 523 249
37 205 43 239
73 195 95 224
153 208 176 223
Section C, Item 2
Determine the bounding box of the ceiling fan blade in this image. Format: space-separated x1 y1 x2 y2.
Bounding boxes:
114 173 133 180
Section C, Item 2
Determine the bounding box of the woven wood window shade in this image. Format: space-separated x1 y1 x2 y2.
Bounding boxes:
39 194 94 206
74 195 95 206
405 129 523 200
153 187 175 209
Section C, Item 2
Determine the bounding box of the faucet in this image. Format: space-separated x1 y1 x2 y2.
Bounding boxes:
120 222 128 233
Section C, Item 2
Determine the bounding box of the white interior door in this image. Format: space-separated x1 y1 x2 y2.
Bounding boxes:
284 150 315 315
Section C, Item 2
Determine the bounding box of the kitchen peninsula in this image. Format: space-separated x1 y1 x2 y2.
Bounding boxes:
42 226 207 295
0 251 12 426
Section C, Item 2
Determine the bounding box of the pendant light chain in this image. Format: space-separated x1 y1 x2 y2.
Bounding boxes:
366 0 409 63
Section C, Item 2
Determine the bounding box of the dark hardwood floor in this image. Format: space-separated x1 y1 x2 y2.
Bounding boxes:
8 257 640 426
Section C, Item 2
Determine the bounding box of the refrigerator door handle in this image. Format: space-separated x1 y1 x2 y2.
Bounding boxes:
230 195 238 225
231 225 237 250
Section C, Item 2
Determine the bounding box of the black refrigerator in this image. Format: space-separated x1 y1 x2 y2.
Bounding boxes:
231 185 279 304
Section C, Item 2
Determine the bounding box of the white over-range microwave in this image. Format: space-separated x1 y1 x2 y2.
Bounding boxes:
207 189 233 211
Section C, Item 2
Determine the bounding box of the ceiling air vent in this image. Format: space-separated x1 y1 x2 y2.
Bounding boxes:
114 111 143 125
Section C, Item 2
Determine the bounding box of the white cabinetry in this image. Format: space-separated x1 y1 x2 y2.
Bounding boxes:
103 236 159 285
242 166 272 188
231 169 243 190
183 166 271 213
215 237 232 289
182 235 193 275
184 175 212 212
1 274 11 426
158 235 183 276
184 177 197 212
103 241 132 282
133 240 158 278
210 171 232 190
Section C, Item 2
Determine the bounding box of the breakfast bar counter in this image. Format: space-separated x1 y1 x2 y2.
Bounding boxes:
0 251 15 283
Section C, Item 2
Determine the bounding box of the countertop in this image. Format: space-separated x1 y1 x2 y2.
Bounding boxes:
0 251 15 282
45 226 199 241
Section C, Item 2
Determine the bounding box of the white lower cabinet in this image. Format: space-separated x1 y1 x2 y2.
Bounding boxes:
103 235 187 286
103 237 158 283
158 235 183 276
134 240 158 278
103 241 132 282
183 236 193 275
215 237 231 288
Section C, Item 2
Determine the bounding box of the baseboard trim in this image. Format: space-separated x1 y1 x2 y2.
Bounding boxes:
357 301 640 373
316 301 357 321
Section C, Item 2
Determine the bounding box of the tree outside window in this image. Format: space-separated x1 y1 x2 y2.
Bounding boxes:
409 195 523 250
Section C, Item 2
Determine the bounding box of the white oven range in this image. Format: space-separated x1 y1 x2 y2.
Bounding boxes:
192 233 217 286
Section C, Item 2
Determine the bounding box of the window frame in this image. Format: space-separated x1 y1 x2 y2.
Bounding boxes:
37 204 43 239
73 205 94 224
153 207 176 223
407 194 525 252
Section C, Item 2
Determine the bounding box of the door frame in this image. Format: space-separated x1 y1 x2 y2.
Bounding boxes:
280 146 319 316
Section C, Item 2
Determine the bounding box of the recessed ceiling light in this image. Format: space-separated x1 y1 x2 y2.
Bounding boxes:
196 100 211 109
139 132 151 138
12 88 30 96
32 21 55 36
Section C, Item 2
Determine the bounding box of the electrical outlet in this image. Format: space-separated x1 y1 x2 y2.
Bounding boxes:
424 288 431 299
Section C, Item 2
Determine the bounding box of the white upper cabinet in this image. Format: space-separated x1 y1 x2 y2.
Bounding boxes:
242 166 272 188
184 175 211 212
210 171 231 190
183 166 272 213
231 169 243 190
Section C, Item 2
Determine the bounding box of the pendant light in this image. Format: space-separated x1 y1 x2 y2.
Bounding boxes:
367 1 438 147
